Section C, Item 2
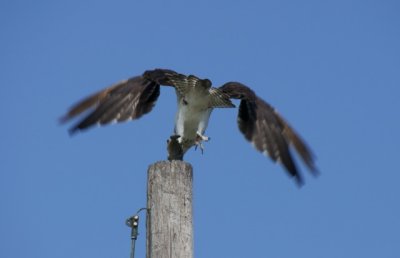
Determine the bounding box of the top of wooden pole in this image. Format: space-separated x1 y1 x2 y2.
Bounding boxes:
146 160 194 258
149 160 192 173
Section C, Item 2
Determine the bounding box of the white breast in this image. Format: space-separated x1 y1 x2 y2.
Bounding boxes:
174 90 212 149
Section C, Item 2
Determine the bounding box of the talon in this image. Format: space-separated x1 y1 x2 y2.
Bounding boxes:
194 141 204 154
195 133 208 154
196 132 210 142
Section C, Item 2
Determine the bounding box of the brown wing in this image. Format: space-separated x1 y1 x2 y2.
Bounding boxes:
61 76 161 134
61 69 211 134
219 82 318 185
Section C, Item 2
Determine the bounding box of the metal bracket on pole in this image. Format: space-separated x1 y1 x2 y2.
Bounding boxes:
126 208 148 258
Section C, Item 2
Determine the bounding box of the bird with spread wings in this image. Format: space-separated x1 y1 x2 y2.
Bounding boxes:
61 68 318 185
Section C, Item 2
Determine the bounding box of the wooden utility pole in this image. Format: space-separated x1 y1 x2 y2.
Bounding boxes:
146 160 193 258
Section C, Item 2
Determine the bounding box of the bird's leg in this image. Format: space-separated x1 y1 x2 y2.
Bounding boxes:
197 131 210 142
194 132 210 154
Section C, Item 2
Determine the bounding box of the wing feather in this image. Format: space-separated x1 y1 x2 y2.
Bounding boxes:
62 68 198 134
61 76 160 134
220 82 317 185
61 68 207 134
209 88 235 108
59 80 128 122
143 69 190 96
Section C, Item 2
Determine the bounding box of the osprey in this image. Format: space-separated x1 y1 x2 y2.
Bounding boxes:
61 69 317 184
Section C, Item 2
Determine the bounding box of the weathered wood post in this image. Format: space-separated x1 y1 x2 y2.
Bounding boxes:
146 160 193 258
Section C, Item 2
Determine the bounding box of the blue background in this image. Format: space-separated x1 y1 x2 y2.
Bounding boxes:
1 0 399 257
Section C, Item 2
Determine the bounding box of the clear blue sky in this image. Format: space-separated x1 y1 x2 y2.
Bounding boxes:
1 0 399 257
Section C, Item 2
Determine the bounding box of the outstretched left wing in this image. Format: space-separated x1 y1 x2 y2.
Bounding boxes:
220 82 318 185
60 76 161 134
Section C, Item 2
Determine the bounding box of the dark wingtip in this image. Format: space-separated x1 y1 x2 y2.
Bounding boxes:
303 155 320 177
293 165 321 187
302 153 320 177
284 163 304 187
294 174 305 187
68 126 79 136
309 166 321 177
59 114 79 136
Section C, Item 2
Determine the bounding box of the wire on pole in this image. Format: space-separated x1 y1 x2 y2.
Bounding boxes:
126 208 148 258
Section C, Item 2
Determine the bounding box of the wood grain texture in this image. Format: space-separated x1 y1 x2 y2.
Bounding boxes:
146 161 193 258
